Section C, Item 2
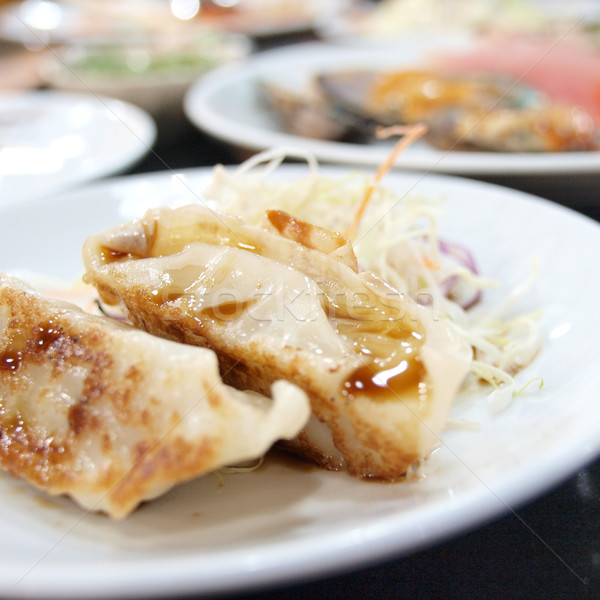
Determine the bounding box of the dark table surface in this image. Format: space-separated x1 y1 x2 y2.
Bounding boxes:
123 121 600 600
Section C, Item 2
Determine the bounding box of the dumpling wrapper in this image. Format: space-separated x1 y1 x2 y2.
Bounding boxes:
0 273 310 518
83 206 472 480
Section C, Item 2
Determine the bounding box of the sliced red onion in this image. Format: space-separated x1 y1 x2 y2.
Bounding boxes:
439 239 479 274
438 239 481 309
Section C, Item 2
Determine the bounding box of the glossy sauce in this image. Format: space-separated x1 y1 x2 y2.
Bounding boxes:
98 210 426 402
199 299 256 322
266 209 348 255
329 290 426 402
267 210 313 246
99 247 140 264
35 322 63 350
0 350 22 372
343 358 425 400
147 219 264 259
0 320 63 373
0 329 27 372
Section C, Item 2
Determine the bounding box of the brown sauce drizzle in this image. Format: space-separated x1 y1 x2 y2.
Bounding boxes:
267 210 314 247
99 247 140 264
0 320 64 374
328 290 426 402
35 323 63 350
145 217 265 259
0 329 27 372
266 209 347 253
0 350 22 372
96 211 425 402
343 357 425 400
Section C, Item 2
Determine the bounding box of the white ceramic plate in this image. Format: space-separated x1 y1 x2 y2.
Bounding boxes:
1 165 600 599
184 42 600 176
38 33 252 126
0 90 156 204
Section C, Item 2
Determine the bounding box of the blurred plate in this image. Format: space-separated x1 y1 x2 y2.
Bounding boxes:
0 0 90 45
0 0 347 45
39 31 251 128
1 165 600 598
195 0 349 39
317 0 600 43
184 41 600 176
0 90 155 203
0 0 183 46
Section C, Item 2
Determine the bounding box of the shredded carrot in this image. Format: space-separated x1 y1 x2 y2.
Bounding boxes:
423 256 441 270
345 123 428 241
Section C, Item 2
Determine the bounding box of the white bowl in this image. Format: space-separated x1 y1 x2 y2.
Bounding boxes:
41 31 252 127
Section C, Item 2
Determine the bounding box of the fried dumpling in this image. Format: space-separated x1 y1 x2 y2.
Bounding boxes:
83 206 472 480
0 273 310 518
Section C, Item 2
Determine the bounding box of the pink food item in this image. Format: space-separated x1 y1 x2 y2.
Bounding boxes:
434 34 600 122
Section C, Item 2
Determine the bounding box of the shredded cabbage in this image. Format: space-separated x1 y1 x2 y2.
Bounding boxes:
203 147 542 408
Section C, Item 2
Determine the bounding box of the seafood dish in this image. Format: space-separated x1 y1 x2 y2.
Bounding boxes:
262 67 599 152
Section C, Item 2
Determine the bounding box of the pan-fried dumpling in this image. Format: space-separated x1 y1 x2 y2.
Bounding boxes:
83 206 472 480
0 273 310 518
